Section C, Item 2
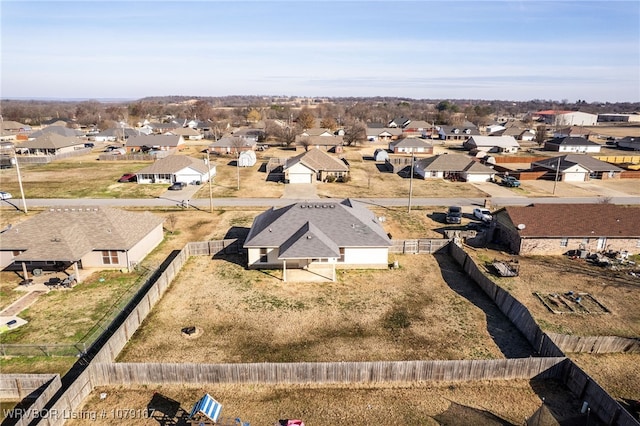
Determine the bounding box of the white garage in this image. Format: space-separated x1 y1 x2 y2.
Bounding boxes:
285 162 314 183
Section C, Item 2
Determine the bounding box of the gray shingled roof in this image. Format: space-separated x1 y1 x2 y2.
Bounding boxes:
29 125 80 138
390 138 433 149
285 148 349 172
415 154 476 172
20 133 84 149
126 135 182 148
0 207 165 261
136 155 209 175
244 199 391 253
546 137 598 146
533 155 622 172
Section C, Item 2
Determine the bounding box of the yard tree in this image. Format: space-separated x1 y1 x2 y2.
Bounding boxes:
246 109 262 124
343 120 366 146
296 107 316 130
230 137 245 190
320 116 338 131
299 136 312 151
535 125 547 146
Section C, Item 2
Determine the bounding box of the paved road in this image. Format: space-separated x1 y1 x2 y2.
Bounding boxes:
8 195 640 210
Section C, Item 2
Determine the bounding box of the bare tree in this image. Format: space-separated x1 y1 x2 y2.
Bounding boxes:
296 107 316 129
230 137 246 190
165 214 178 234
343 120 365 146
299 136 312 151
535 125 547 146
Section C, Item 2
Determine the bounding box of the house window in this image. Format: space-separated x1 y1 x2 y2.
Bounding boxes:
259 248 268 263
102 250 119 265
560 238 568 247
636 240 640 248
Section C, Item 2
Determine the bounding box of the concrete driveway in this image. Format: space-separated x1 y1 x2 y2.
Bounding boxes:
282 183 319 199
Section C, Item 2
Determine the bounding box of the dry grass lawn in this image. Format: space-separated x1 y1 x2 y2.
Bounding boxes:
118 251 534 364
66 380 587 426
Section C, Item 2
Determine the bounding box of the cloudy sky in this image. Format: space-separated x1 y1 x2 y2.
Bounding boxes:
2 0 639 102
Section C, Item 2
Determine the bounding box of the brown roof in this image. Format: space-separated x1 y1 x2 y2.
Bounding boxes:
285 148 349 172
0 207 164 261
501 204 640 237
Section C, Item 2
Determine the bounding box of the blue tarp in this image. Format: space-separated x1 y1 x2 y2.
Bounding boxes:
189 393 222 423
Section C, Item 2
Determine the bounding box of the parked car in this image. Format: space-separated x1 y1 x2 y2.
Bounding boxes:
0 191 12 200
118 173 137 183
84 142 95 148
168 182 187 190
473 208 492 223
445 206 462 224
502 176 521 187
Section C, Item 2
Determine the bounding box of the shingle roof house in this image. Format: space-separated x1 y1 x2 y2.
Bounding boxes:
463 136 520 153
531 154 623 181
284 148 349 183
125 135 185 153
17 133 85 155
244 199 392 280
544 137 601 153
491 204 640 255
388 138 433 154
136 155 215 185
0 207 165 281
414 153 495 182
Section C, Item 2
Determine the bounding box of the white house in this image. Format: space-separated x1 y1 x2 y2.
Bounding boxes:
414 153 495 182
244 199 392 281
544 137 601 153
136 155 216 185
463 136 520 153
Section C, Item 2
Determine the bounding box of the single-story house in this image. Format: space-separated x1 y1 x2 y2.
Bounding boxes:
485 124 507 135
295 135 344 153
414 153 495 182
491 203 640 255
463 136 520 154
435 125 480 142
243 199 392 280
125 135 185 153
616 136 640 151
28 125 82 139
136 155 216 185
147 122 182 134
284 148 349 183
553 126 591 139
167 126 203 140
388 116 411 128
208 136 257 154
531 154 623 181
17 133 86 155
93 127 139 142
366 125 403 142
388 138 433 154
544 137 601 153
238 150 257 167
402 120 433 138
0 207 165 281
301 128 334 137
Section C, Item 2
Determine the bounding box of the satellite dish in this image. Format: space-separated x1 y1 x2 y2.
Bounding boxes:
517 224 526 230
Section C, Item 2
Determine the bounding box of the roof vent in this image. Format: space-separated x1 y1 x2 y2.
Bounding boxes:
517 224 526 230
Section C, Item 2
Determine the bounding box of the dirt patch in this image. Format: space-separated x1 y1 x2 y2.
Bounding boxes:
467 249 640 338
65 380 590 426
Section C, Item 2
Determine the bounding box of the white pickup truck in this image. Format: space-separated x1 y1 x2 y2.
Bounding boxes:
473 208 492 223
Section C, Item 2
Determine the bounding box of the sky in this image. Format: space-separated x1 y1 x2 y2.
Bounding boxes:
1 0 639 102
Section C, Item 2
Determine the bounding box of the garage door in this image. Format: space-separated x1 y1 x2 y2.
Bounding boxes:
288 173 312 184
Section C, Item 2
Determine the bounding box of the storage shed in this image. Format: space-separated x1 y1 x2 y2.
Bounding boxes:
373 149 389 162
238 150 257 167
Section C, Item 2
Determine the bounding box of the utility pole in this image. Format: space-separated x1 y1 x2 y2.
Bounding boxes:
207 151 213 213
552 155 561 195
407 151 414 213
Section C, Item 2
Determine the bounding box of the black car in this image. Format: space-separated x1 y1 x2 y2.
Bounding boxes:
168 182 187 190
446 206 462 224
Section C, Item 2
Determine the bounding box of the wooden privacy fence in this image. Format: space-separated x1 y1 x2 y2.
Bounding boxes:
390 239 449 254
546 333 640 354
187 239 241 256
0 374 62 426
449 243 640 426
449 243 563 357
91 358 567 386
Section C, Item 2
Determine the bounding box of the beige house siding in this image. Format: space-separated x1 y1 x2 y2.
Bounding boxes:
519 237 640 256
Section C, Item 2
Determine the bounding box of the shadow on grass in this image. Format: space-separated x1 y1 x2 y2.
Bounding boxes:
433 252 537 358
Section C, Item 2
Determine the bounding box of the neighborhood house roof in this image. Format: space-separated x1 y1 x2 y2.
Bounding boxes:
244 199 392 251
19 133 83 149
532 155 622 172
209 137 257 148
499 204 640 238
29 125 80 138
285 148 348 172
415 153 480 172
465 136 519 148
136 155 210 175
546 137 598 146
0 207 165 262
389 138 433 149
126 135 183 148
